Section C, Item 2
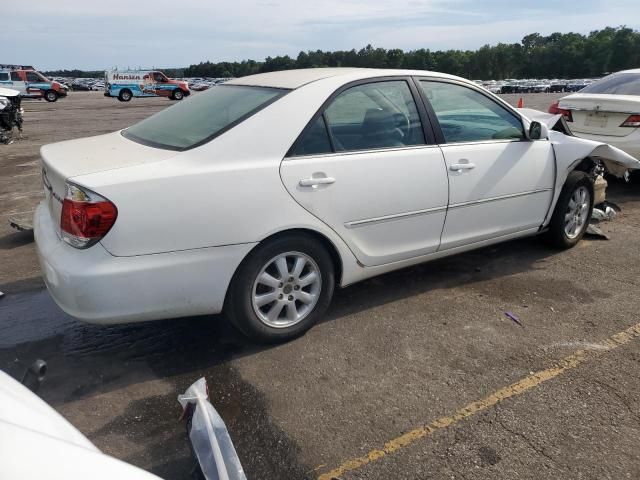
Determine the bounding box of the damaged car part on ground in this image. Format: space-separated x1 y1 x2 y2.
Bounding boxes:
0 87 23 144
33 68 640 343
1 366 239 480
0 367 163 480
179 378 247 480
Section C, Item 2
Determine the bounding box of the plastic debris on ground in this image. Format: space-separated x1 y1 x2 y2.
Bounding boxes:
586 201 620 240
178 378 247 480
504 311 524 327
586 224 609 240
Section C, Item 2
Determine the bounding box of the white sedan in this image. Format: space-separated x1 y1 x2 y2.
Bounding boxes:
549 69 640 159
35 68 640 342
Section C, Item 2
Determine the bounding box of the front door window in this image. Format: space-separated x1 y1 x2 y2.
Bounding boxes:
419 81 524 143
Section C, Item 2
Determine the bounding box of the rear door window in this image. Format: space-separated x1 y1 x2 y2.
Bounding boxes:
290 116 333 156
0 73 9 81
10 72 21 81
324 80 425 152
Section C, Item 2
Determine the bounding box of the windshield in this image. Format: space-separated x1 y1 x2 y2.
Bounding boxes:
580 73 640 95
123 85 287 150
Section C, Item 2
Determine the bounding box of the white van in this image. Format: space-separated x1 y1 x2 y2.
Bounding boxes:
0 65 68 102
104 70 190 101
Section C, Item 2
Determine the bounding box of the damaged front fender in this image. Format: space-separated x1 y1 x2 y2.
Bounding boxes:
549 130 640 178
521 108 640 176
519 108 640 227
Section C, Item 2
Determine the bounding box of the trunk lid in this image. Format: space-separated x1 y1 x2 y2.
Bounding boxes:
559 93 640 137
40 131 177 234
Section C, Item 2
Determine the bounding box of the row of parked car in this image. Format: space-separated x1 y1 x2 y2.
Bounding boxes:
184 77 233 91
61 79 106 91
476 78 597 94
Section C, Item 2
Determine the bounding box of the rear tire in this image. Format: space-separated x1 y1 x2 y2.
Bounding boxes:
546 171 593 249
118 89 132 102
226 234 335 343
44 90 58 102
172 89 184 100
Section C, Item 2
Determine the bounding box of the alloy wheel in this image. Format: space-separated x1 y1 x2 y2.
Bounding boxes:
251 251 322 328
564 186 590 239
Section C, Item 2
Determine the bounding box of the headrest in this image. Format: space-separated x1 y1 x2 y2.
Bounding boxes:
362 108 398 136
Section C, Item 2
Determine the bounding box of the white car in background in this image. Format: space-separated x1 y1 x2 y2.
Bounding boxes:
34 68 640 343
0 370 161 480
550 69 640 159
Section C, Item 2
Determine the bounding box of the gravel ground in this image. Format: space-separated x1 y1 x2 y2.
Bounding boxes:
2 91 640 480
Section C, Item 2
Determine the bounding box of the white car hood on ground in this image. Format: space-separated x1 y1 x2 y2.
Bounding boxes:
1 421 164 480
521 108 640 174
0 371 163 480
0 370 96 450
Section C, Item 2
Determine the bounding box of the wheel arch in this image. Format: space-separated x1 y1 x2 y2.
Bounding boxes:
224 227 345 310
255 228 343 284
570 157 598 176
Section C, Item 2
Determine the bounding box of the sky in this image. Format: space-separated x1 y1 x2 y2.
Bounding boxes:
2 0 640 70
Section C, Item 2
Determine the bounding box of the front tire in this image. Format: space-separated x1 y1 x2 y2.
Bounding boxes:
172 89 185 100
226 234 335 343
118 89 132 102
546 171 593 249
44 90 58 102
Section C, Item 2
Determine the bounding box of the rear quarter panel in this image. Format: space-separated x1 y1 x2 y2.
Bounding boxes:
73 80 360 278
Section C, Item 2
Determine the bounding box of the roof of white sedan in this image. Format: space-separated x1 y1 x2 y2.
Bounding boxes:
226 67 455 89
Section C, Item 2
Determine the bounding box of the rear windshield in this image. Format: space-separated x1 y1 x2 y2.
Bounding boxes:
580 73 640 95
123 85 287 150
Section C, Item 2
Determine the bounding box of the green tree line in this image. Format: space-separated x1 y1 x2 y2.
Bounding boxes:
184 26 640 80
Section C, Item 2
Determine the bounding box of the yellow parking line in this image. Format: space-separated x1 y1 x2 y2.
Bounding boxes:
318 321 640 480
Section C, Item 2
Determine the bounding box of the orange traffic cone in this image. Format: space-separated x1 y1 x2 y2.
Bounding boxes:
517 97 524 108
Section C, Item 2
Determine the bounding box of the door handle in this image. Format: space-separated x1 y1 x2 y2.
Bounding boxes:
299 176 336 187
449 163 476 172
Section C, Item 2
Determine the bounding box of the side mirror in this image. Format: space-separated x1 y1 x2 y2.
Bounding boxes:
527 121 549 140
528 121 543 140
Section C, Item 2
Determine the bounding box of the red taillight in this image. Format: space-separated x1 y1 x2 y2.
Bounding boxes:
548 100 560 114
620 114 640 128
60 183 117 249
548 101 573 122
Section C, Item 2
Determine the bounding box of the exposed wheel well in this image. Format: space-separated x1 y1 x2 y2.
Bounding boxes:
572 157 597 174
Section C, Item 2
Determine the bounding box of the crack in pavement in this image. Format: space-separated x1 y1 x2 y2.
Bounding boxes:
494 404 565 470
590 378 640 425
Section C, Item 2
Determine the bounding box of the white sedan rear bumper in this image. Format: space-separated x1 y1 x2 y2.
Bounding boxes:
569 129 640 160
34 202 255 324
